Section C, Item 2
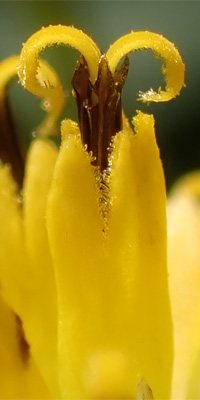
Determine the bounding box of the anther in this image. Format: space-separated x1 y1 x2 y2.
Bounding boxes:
72 55 129 171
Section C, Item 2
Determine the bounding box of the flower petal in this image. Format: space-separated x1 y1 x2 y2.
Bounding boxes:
107 111 173 399
0 293 51 399
23 138 59 396
0 164 27 313
168 172 200 399
47 119 104 398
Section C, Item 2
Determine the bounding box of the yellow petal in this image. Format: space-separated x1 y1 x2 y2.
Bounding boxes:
47 120 104 398
107 111 173 399
23 138 59 396
167 172 200 399
0 164 27 313
0 292 51 399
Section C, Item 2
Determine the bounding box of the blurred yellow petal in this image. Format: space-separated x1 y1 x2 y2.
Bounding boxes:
0 139 59 397
0 53 62 396
0 164 27 313
168 172 200 399
23 138 59 396
0 293 51 399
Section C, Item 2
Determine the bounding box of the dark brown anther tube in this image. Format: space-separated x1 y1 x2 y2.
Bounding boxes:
72 54 129 172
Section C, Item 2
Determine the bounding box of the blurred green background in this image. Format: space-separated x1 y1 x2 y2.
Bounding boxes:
0 0 199 189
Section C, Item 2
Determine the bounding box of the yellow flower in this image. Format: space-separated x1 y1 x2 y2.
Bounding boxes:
0 25 186 399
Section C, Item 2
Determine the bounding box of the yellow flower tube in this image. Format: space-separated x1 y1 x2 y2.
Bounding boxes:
0 25 185 399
